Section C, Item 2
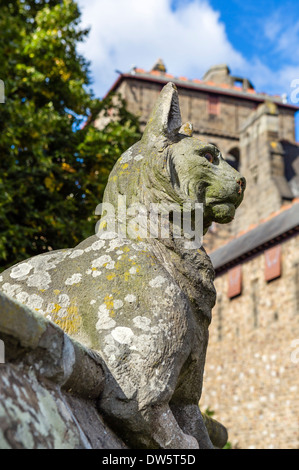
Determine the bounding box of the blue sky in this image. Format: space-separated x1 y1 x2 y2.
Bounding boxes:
77 0 299 125
202 0 299 75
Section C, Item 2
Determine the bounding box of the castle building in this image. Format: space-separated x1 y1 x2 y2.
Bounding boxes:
100 60 299 449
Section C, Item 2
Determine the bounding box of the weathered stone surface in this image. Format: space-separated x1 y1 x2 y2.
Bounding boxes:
0 291 227 449
0 82 245 449
201 412 228 449
0 292 126 449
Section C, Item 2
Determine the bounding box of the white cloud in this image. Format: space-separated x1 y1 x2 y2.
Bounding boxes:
77 0 245 98
250 8 299 100
239 10 299 101
238 58 296 97
76 0 299 107
264 11 299 58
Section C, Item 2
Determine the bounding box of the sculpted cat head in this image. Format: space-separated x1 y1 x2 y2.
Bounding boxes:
103 82 245 235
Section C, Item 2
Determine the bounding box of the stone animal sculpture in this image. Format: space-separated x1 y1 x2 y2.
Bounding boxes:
0 83 245 449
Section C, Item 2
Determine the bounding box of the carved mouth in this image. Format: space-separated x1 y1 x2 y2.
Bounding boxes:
205 196 235 206
205 200 236 224
205 190 243 207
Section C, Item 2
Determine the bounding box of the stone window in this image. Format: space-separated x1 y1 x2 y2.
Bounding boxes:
217 295 223 341
226 147 240 171
251 279 259 328
294 262 299 315
264 245 281 282
227 265 242 299
208 95 220 115
234 79 243 89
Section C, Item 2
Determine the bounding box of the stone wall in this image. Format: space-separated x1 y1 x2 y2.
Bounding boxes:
116 78 253 154
200 233 299 449
204 101 297 253
113 76 296 151
0 291 127 449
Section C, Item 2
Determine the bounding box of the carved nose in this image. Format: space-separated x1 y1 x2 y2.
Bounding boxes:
236 177 246 195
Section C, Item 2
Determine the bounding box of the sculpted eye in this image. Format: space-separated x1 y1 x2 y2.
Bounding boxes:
204 153 214 163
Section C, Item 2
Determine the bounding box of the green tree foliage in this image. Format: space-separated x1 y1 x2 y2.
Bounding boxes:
0 0 141 271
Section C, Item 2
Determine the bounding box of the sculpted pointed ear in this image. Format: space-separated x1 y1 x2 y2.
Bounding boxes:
179 122 193 137
141 82 182 142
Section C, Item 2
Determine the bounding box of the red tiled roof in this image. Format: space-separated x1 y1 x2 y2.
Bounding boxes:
149 70 161 76
105 67 299 110
210 198 299 272
218 83 230 89
211 198 299 252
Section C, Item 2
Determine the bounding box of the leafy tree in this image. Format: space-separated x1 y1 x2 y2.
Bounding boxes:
0 0 140 271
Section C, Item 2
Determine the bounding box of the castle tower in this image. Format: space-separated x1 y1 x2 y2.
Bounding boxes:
234 101 293 233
